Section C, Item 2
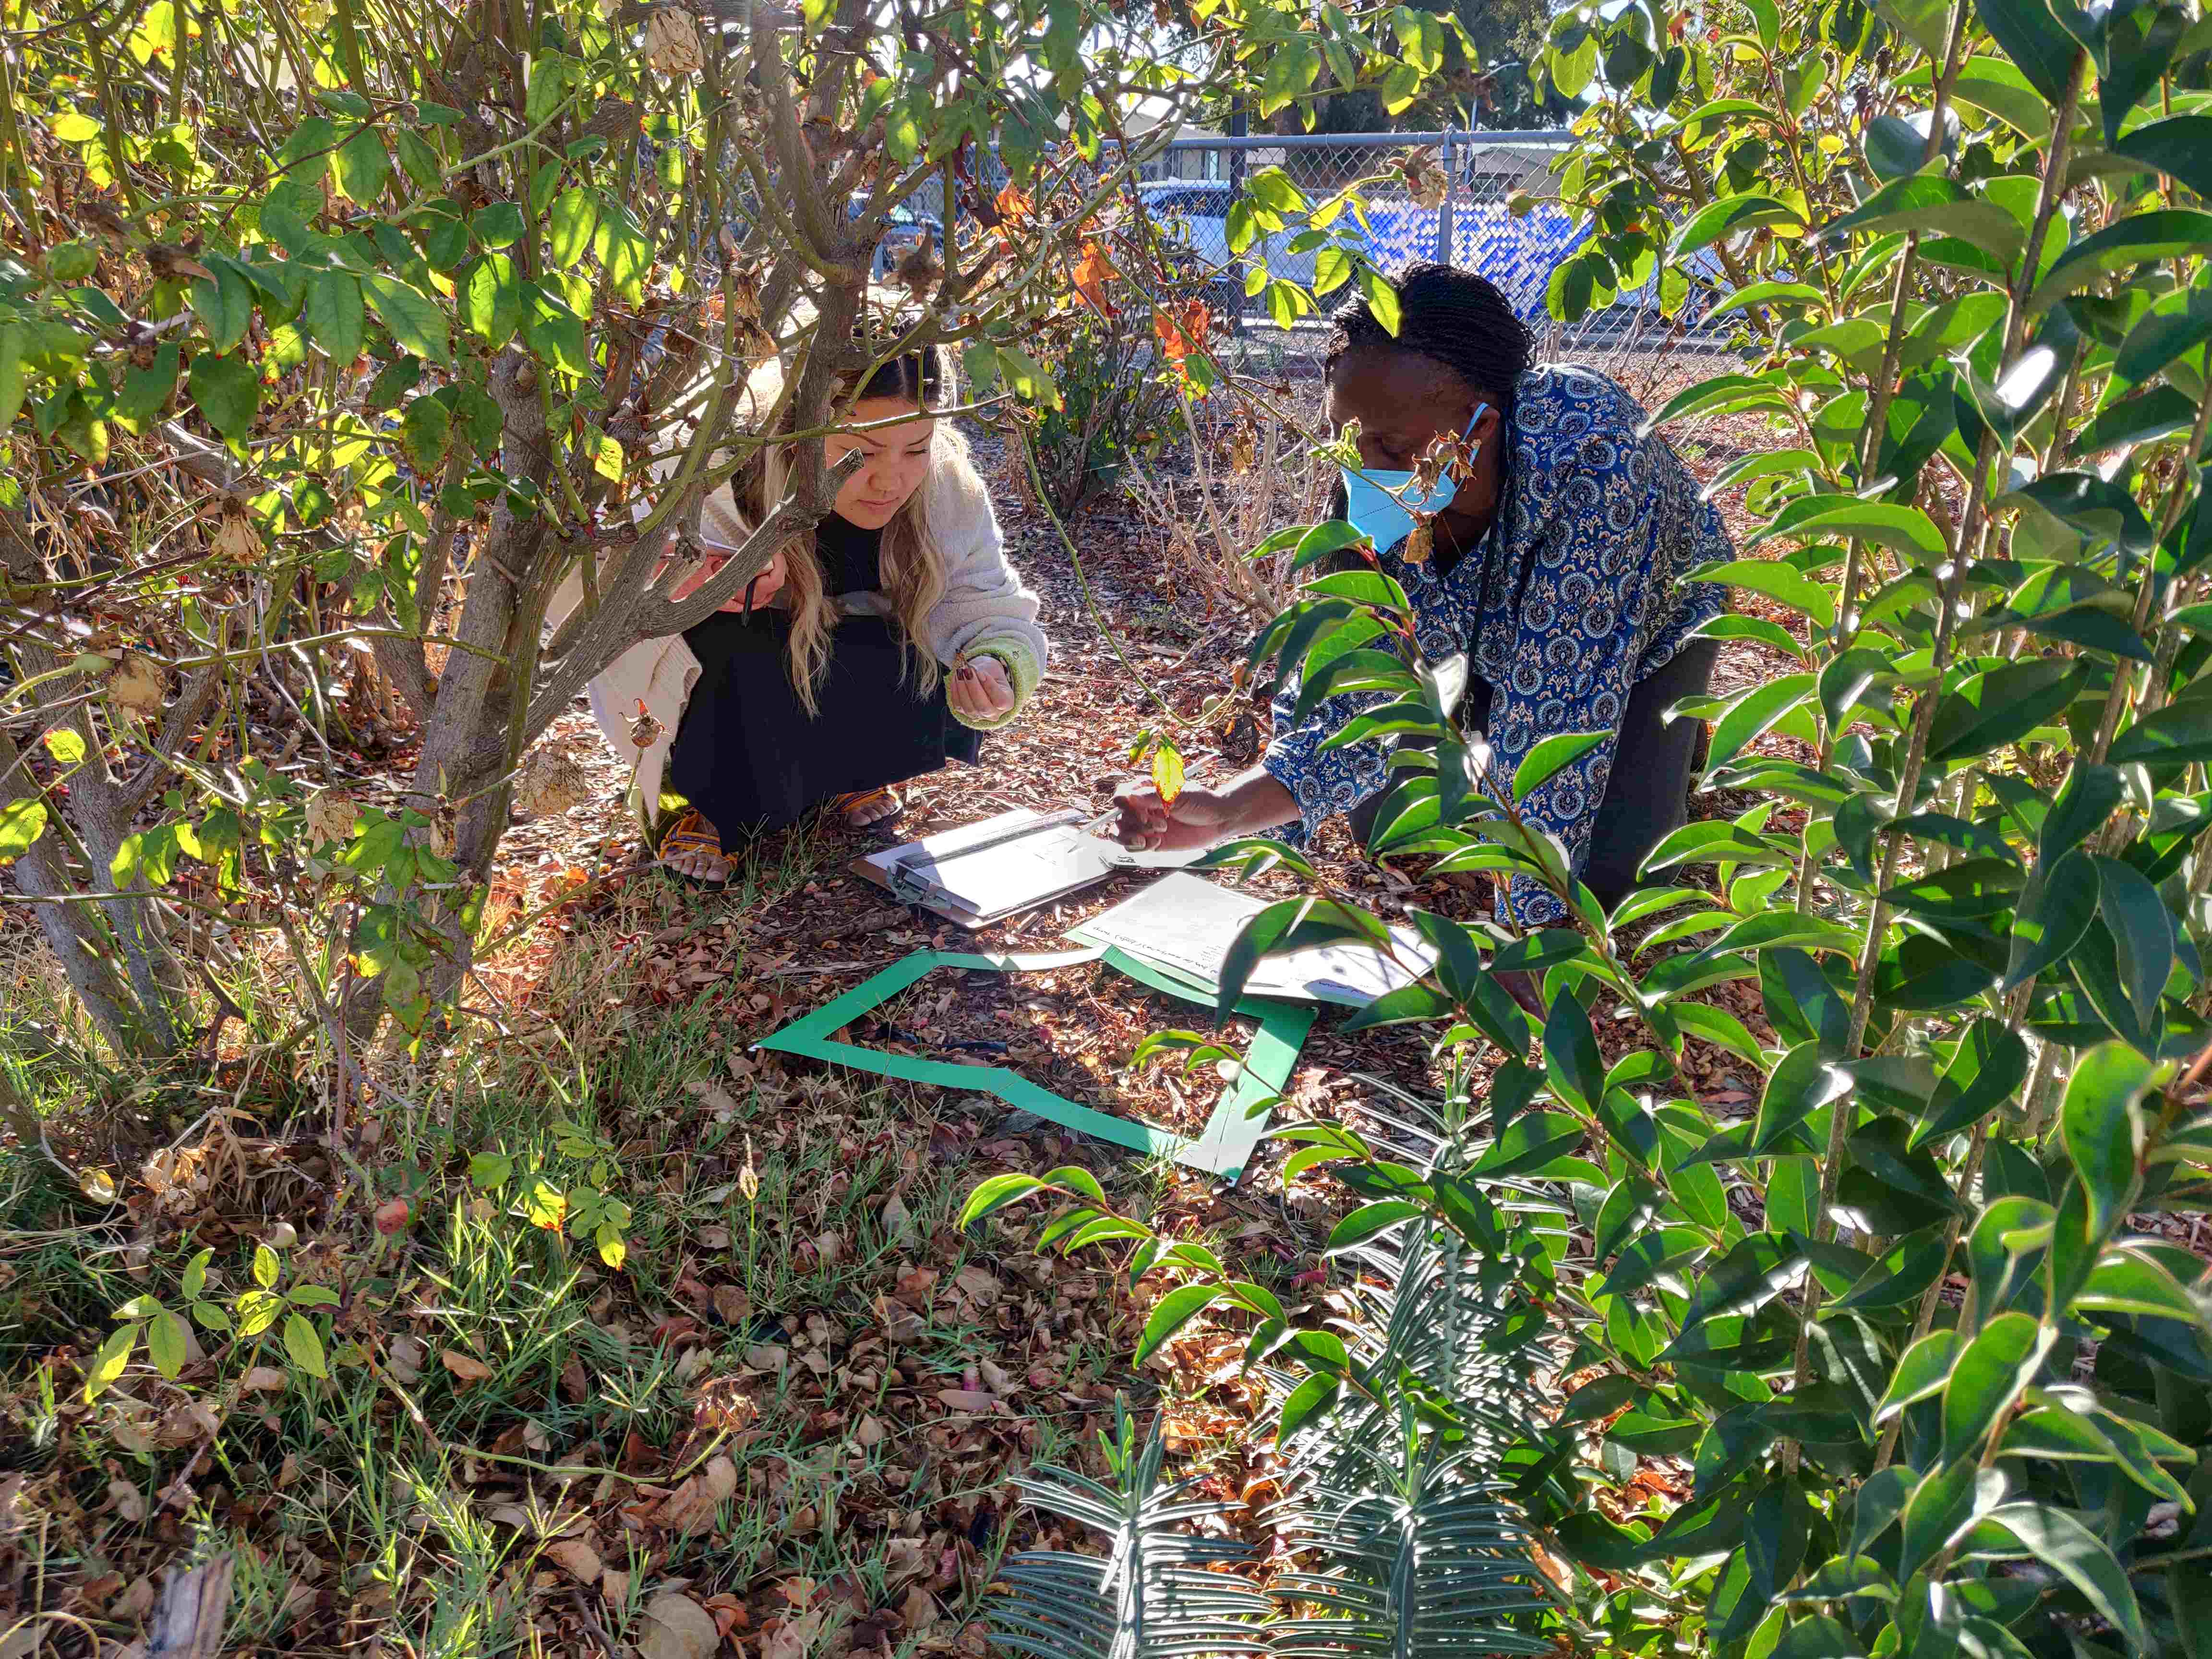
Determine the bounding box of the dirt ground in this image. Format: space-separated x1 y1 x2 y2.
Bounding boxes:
481 351 1803 1156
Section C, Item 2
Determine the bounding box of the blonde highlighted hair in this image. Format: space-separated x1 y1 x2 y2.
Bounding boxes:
724 349 962 715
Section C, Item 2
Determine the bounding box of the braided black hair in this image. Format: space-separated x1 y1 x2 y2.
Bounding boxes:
1325 263 1536 414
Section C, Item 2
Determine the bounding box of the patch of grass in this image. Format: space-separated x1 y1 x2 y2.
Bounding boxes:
0 856 1200 1659
0 742 1339 1659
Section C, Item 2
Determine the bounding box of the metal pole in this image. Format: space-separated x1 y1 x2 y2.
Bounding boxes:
1437 129 1457 264
1226 96 1248 337
1162 128 1571 151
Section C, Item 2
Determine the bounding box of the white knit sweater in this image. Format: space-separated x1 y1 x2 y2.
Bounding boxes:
553 421 1047 825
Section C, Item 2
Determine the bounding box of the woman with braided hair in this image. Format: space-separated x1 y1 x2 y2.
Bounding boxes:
1114 263 1730 927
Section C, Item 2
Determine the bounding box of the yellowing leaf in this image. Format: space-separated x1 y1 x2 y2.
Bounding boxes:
0 798 51 866
596 1224 628 1269
1151 739 1186 807
284 1312 328 1378
235 1288 283 1337
83 1323 138 1401
520 1178 568 1231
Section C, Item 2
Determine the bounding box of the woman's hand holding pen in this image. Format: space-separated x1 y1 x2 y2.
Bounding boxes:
665 547 787 613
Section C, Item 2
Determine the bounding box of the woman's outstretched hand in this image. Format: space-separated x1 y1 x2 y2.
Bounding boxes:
948 655 1016 723
1112 766 1300 854
667 547 786 613
1111 779 1238 853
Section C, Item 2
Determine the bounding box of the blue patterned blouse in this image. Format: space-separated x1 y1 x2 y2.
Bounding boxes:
1262 364 1731 926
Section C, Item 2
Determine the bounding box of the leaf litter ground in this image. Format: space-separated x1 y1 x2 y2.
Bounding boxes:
10 367 2206 1657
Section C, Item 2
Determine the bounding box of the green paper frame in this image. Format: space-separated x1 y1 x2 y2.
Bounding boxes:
755 945 1314 1179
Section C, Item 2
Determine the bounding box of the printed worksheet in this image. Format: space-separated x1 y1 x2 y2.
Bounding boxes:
1069 872 1436 1005
855 809 1211 926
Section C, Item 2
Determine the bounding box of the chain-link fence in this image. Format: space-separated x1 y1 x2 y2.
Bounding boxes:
883 129 1735 385
1127 130 1735 382
720 128 1737 389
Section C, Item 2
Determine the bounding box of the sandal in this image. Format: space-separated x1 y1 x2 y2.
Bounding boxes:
829 786 904 831
656 808 735 887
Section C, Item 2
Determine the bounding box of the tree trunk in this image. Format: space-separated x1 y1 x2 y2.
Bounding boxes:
0 505 224 1060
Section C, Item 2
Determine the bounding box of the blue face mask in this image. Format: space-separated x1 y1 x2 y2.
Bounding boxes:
1340 403 1490 557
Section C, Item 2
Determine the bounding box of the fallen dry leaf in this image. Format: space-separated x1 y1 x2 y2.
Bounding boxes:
881 1193 917 1248
656 1455 738 1535
386 1335 424 1384
638 1590 722 1659
762 1602 827 1659
902 1585 938 1634
239 1367 288 1394
440 1349 493 1383
952 1265 1000 1304
884 1536 930 1583
544 1537 602 1585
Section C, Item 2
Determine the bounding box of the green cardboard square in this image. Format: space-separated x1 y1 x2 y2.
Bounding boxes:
755 946 1313 1180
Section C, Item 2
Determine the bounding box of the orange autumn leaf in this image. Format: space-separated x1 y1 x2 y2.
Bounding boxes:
994 184 1034 228
1153 301 1210 375
1073 240 1116 316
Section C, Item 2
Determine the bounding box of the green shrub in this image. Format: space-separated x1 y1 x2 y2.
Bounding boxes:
1022 311 1189 521
972 1 2212 1653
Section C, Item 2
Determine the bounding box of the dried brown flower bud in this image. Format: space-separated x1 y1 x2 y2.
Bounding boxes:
630 709 664 750
1402 147 1447 211
211 494 262 566
726 263 762 321
644 7 703 75
894 242 944 296
516 747 591 817
1402 519 1434 565
304 789 360 846
106 651 167 719
144 242 215 284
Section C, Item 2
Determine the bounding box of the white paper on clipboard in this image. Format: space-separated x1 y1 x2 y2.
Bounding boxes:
854 808 1210 927
1066 871 1436 1006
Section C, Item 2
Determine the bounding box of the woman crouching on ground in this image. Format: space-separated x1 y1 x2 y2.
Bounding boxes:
1114 262 1731 926
588 346 1048 884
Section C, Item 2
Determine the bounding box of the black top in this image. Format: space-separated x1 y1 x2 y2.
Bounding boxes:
666 512 982 837
815 509 882 596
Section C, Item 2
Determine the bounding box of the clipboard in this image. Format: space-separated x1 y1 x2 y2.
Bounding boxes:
854 807 1207 927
